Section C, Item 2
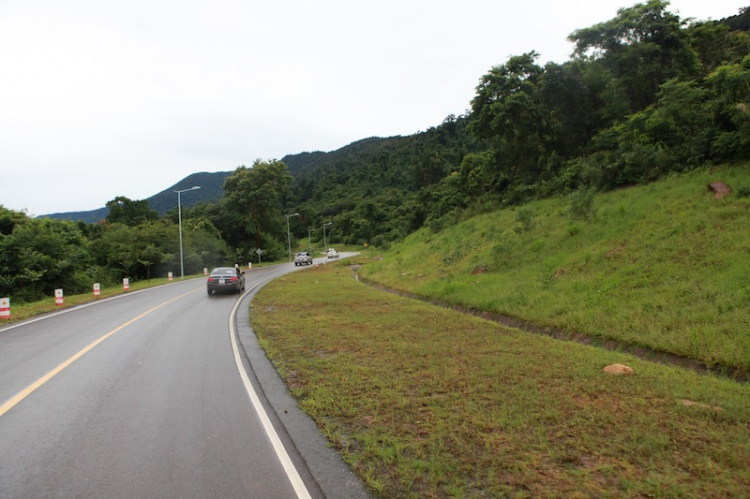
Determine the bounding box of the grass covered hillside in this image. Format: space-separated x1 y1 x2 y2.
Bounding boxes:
360 164 750 373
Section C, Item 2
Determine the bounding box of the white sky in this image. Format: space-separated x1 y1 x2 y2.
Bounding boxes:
1 1 746 216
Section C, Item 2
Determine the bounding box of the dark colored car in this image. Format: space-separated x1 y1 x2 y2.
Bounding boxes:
207 267 245 295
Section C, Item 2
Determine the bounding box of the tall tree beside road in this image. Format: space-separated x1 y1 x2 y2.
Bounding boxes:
223 160 293 258
105 196 159 226
0 212 92 302
705 54 750 160
569 0 700 120
470 52 549 195
689 18 750 75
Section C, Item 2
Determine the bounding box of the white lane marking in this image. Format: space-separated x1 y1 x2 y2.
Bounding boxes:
229 275 313 499
0 289 198 417
0 279 203 333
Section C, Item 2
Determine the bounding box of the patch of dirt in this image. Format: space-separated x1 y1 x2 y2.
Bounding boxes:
605 246 627 259
680 399 723 412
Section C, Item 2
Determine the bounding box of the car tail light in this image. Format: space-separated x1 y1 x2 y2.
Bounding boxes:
229 277 238 282
207 277 215 282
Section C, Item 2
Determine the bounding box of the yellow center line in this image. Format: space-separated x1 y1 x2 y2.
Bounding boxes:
0 289 198 418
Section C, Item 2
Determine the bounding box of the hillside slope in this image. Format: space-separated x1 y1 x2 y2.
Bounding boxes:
361 164 750 373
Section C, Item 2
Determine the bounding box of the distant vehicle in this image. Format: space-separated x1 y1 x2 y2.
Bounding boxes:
326 248 339 259
207 267 245 295
294 252 313 266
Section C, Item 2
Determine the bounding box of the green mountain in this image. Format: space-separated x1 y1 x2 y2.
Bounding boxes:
41 171 231 223
145 171 229 215
40 127 474 225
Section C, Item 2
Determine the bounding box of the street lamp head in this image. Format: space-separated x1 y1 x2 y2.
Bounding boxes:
175 186 201 194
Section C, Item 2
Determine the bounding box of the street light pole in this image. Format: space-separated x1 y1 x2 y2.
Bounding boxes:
174 186 201 278
286 213 299 262
308 228 315 251
323 222 332 249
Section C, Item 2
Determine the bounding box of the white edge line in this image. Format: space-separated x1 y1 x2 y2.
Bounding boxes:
229 275 312 499
0 279 201 333
0 288 152 332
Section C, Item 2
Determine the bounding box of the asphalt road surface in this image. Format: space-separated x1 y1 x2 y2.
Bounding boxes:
0 258 367 498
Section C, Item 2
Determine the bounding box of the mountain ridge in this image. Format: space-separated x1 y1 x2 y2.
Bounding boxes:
40 171 231 223
39 136 402 223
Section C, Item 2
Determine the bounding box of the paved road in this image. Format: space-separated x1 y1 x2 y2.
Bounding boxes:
0 260 367 498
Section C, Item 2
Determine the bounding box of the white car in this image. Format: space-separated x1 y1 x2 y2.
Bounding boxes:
294 252 313 266
326 248 339 259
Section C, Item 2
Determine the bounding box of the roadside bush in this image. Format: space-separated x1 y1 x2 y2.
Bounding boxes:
490 231 518 270
567 188 597 221
514 206 536 234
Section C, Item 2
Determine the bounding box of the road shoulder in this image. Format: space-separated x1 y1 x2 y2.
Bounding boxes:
234 282 370 499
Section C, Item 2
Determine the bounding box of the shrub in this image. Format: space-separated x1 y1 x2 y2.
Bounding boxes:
567 188 597 221
514 206 536 234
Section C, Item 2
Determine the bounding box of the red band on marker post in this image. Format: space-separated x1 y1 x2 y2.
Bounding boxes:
0 297 10 319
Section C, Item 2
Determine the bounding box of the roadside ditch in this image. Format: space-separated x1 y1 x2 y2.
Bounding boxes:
349 265 748 384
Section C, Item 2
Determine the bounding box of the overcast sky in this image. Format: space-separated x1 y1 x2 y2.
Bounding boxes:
1 1 746 216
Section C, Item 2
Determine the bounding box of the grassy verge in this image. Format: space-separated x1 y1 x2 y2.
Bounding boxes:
0 274 204 324
360 165 750 372
251 264 750 498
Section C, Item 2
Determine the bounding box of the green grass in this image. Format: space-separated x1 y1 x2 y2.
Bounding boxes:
251 264 750 497
359 165 750 372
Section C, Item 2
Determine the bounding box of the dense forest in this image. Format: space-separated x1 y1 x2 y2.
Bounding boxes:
2 1 749 302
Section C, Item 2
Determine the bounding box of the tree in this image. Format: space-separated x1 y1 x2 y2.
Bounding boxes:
569 0 700 119
0 206 28 235
586 78 712 188
456 151 498 199
539 61 599 159
105 196 159 226
706 55 750 160
179 217 230 273
0 217 92 301
412 151 449 188
470 52 551 192
223 160 293 255
688 20 750 75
